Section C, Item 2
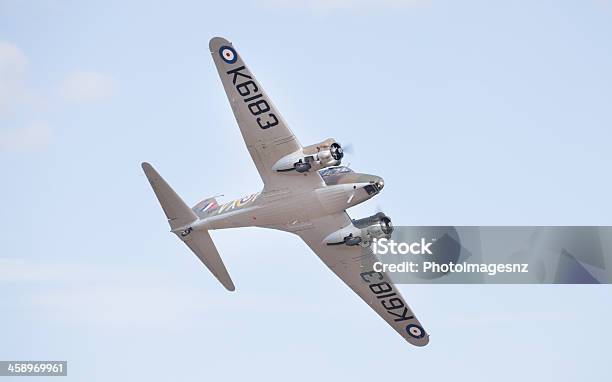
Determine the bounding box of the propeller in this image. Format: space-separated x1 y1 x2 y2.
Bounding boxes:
330 142 344 161
341 142 355 155
380 215 393 235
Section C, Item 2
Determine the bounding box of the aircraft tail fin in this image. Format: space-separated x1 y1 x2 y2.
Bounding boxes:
141 162 235 291
142 162 197 230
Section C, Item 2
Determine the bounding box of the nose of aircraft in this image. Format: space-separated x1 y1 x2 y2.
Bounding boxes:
369 175 384 191
362 175 384 195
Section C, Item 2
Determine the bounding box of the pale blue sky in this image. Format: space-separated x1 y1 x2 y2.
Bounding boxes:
1 0 611 381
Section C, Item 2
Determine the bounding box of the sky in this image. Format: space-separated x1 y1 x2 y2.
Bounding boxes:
1 0 611 380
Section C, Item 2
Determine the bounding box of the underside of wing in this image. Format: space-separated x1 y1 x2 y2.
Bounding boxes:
296 212 430 346
209 37 324 192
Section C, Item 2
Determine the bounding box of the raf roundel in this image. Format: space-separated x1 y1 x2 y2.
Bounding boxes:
406 324 426 339
219 45 238 64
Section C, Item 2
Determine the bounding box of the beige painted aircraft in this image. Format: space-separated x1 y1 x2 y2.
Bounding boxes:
142 37 429 346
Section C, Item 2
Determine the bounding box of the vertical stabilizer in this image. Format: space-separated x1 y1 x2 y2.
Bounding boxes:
142 162 197 230
142 162 235 291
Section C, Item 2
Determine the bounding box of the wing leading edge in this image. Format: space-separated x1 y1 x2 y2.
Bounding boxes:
296 213 430 346
209 37 324 192
209 37 427 344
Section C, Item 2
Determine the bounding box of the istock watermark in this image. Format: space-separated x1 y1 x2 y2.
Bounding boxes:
373 261 529 276
372 238 434 255
359 226 612 284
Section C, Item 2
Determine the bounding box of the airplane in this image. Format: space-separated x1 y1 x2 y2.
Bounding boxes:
142 37 429 346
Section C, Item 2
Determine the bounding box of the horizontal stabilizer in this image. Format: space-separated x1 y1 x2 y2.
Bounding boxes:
181 229 235 291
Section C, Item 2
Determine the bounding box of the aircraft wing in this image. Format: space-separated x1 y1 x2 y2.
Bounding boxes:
209 37 324 192
295 212 430 346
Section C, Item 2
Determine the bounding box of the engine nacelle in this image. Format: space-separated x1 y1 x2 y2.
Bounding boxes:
353 212 394 246
323 213 394 247
272 138 344 173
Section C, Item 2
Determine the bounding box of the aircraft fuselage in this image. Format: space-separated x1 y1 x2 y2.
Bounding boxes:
194 171 383 232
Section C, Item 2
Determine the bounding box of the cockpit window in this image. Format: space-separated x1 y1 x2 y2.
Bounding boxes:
319 166 354 177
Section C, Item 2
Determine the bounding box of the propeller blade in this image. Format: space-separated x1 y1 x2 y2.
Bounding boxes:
342 142 355 155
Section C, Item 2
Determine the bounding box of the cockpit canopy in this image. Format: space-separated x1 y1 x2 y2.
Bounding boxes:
319 166 354 177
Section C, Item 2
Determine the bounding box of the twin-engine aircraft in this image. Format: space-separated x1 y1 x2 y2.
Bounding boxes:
142 37 429 346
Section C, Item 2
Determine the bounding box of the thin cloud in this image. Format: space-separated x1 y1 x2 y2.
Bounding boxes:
0 41 27 113
3 258 332 328
60 70 117 103
29 286 202 328
0 42 52 152
0 121 52 152
255 0 430 13
1 258 191 328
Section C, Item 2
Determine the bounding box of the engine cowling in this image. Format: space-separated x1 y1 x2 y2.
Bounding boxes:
272 138 344 173
352 212 394 246
323 213 393 247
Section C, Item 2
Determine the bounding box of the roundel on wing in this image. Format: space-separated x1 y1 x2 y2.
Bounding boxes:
219 46 238 64
406 324 426 339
